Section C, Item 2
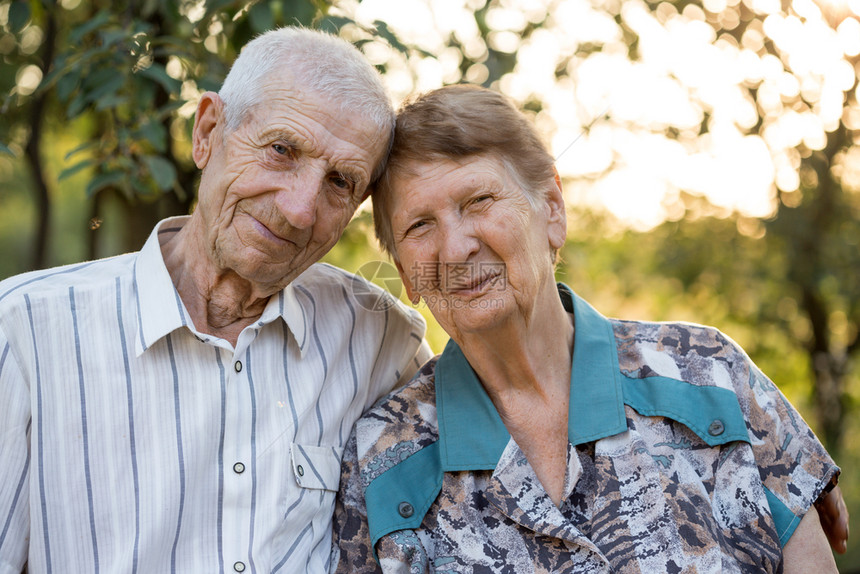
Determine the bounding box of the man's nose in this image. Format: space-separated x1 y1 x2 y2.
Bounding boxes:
275 168 322 230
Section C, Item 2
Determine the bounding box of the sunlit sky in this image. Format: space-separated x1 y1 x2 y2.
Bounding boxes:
342 0 860 230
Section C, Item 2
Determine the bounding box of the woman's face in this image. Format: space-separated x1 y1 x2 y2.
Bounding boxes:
390 154 566 339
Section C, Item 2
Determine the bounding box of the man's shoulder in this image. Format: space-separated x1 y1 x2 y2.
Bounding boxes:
0 253 138 309
297 262 420 320
353 357 440 484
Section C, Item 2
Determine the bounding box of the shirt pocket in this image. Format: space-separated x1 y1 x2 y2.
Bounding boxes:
290 443 344 491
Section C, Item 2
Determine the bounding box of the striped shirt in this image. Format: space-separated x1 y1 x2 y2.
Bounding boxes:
0 216 430 574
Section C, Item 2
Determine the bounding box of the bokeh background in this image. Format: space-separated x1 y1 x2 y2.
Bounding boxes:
1 0 859 568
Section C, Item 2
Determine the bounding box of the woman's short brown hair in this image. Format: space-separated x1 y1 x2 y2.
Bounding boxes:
372 84 556 260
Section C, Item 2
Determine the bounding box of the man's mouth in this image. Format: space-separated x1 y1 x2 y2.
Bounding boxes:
248 214 291 245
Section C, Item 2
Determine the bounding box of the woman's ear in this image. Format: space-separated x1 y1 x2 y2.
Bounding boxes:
192 92 224 170
544 169 567 251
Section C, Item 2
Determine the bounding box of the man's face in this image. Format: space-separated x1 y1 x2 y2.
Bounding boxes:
193 77 389 292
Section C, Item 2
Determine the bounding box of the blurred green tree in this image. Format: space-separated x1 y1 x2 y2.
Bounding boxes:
1 0 351 267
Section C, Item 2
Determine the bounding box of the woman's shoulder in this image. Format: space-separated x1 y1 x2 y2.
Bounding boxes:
351 356 441 484
611 317 752 390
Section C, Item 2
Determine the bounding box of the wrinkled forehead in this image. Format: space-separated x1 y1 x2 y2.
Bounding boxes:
252 81 390 181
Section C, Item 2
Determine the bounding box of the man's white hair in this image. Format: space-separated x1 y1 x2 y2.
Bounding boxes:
218 26 394 140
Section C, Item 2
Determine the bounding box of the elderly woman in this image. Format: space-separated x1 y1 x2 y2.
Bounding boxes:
332 84 844 573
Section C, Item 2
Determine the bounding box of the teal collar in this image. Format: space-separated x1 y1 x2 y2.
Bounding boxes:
436 284 628 471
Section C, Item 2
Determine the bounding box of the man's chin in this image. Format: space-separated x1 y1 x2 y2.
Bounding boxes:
214 255 298 293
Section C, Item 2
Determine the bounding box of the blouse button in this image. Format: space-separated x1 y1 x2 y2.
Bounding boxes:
398 501 414 518
708 419 725 436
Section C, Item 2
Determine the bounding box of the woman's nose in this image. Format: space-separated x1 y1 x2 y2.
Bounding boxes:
438 218 481 262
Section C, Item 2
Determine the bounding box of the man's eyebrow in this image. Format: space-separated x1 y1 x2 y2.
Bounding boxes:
261 129 302 146
259 129 369 184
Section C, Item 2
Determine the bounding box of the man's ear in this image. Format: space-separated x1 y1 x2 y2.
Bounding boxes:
192 92 224 170
395 260 419 305
545 169 567 251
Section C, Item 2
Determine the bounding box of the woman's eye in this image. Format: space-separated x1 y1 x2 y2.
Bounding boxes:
407 220 426 233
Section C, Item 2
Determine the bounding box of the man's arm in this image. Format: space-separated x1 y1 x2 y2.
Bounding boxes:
783 506 838 573
393 338 433 387
0 327 31 573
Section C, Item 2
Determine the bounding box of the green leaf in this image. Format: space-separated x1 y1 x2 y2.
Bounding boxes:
59 158 96 181
8 1 31 33
100 28 130 48
64 140 97 161
198 0 241 27
155 100 186 120
94 93 127 111
284 0 318 26
130 175 155 197
70 11 112 44
84 67 122 90
0 142 13 156
86 171 125 197
249 2 275 34
66 93 88 119
317 15 353 35
56 72 80 101
142 155 177 191
372 20 411 55
137 120 168 153
136 63 181 93
86 75 125 107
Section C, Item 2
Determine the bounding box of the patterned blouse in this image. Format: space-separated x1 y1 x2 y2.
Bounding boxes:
332 285 839 573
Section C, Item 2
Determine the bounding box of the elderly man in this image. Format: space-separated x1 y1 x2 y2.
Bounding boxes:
0 27 428 573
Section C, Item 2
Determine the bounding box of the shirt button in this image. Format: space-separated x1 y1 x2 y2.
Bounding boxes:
398 501 414 518
233 462 245 474
708 419 725 436
296 464 304 477
233 561 246 572
234 361 242 373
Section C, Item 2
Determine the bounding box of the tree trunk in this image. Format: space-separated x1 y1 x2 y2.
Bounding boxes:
24 11 57 271
794 126 848 452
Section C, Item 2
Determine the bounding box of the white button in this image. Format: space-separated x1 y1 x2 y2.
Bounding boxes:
233 561 246 572
234 361 242 373
233 462 245 474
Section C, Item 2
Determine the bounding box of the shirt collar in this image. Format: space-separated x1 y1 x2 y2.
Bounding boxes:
280 283 310 357
133 216 309 356
133 216 192 356
435 283 627 471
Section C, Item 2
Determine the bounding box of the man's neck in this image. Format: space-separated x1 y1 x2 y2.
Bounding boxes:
159 217 275 347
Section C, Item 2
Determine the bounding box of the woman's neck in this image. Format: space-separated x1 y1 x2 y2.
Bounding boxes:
456 285 574 410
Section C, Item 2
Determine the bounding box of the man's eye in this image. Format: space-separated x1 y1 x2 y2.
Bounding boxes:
272 143 292 156
329 173 354 193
